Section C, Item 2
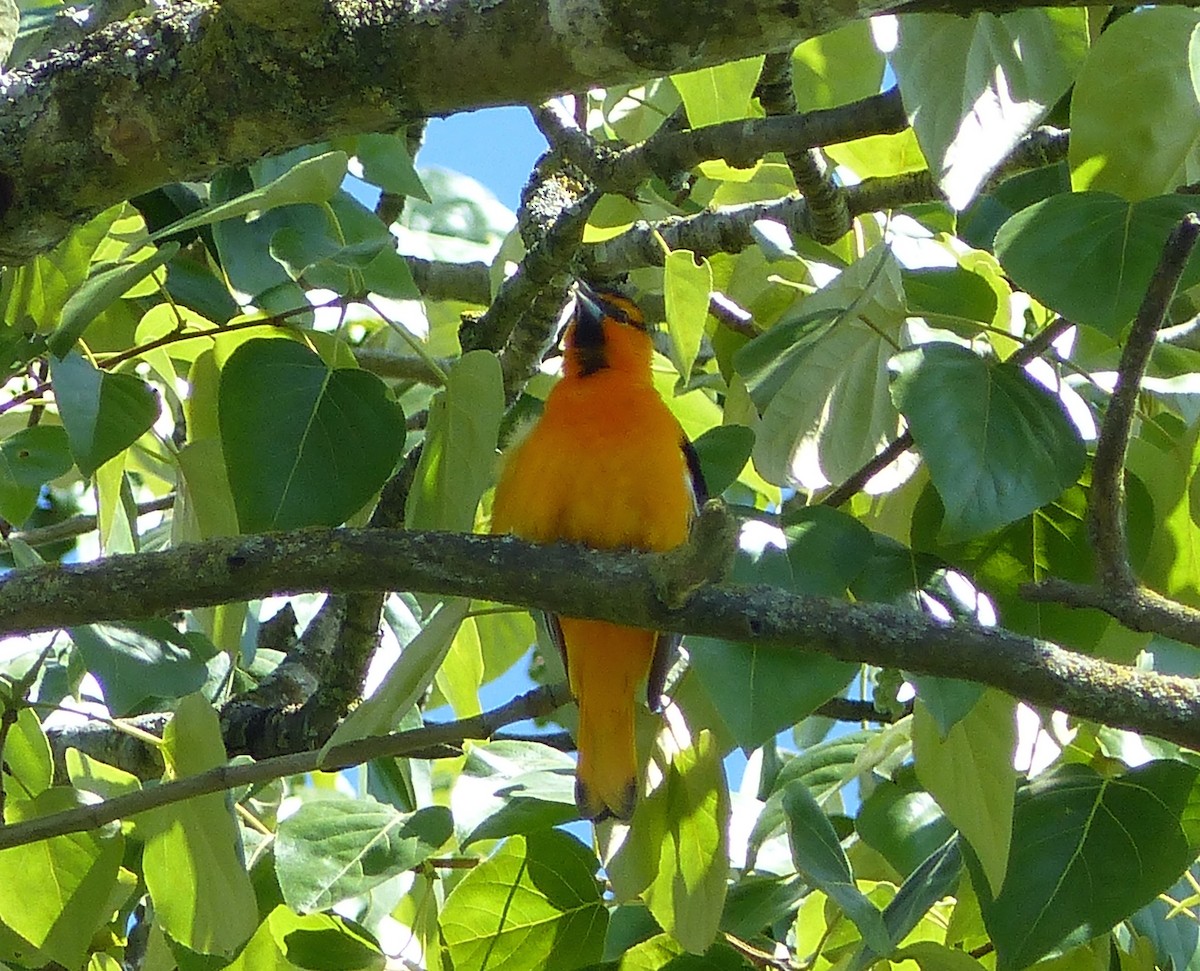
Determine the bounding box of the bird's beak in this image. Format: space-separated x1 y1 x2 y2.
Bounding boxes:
574 281 602 320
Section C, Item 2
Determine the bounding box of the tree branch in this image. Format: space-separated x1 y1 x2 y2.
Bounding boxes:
0 0 906 261
5 526 1200 749
0 683 571 851
1025 216 1200 641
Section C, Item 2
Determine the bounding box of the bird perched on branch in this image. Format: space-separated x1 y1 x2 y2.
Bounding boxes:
491 281 707 820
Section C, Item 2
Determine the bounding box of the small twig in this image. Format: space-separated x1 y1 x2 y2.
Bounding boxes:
0 684 570 851
7 495 175 549
1089 214 1200 590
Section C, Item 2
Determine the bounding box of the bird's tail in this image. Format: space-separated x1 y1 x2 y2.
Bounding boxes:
559 618 655 821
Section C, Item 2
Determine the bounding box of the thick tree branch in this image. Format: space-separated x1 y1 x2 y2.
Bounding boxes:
4 526 1200 749
0 0 902 261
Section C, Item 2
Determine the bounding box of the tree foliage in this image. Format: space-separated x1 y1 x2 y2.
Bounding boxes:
0 1 1199 970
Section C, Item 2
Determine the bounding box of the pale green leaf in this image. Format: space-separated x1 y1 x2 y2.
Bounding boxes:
663 250 712 384
48 242 179 358
0 789 124 969
320 598 471 762
644 730 730 954
671 56 765 127
749 244 907 488
141 694 257 958
440 830 606 971
894 11 1088 207
1 707 51 797
275 799 451 913
405 350 502 531
914 691 1016 896
1070 8 1200 200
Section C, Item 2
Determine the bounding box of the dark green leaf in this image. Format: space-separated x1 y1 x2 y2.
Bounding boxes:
994 192 1200 336
50 352 160 478
976 760 1200 971
847 838 964 971
902 267 999 326
782 781 890 953
856 772 955 878
275 800 451 913
691 425 754 497
0 425 71 524
891 342 1084 541
219 338 405 531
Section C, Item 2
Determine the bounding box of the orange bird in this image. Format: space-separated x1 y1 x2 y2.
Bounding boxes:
491 282 707 820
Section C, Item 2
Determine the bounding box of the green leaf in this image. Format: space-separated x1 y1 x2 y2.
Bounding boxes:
440 830 607 971
405 350 502 531
976 760 1200 971
644 730 730 955
847 837 964 971
907 675 985 738
750 245 907 489
50 351 160 478
671 56 765 127
141 694 258 958
678 517 859 750
449 740 578 848
902 267 1000 328
893 11 1087 207
685 638 853 754
792 21 886 110
219 337 405 531
914 691 1016 897
0 788 124 969
856 773 955 878
690 424 754 497
893 941 989 971
619 934 748 971
1 707 52 798
0 425 72 525
994 192 1200 337
663 250 712 384
66 750 142 804
320 598 471 761
1070 8 1200 200
782 780 890 953
145 151 349 244
227 905 385 971
69 621 210 716
890 342 1085 541
48 242 179 358
275 799 451 913
356 131 431 202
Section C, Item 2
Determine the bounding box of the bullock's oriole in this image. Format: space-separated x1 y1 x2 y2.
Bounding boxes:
491 282 706 820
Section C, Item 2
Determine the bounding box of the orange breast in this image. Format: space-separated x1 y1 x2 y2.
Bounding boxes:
492 370 694 553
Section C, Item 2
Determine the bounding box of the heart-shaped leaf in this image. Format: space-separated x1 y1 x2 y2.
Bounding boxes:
995 192 1200 336
219 337 405 532
50 352 160 478
891 342 1084 541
